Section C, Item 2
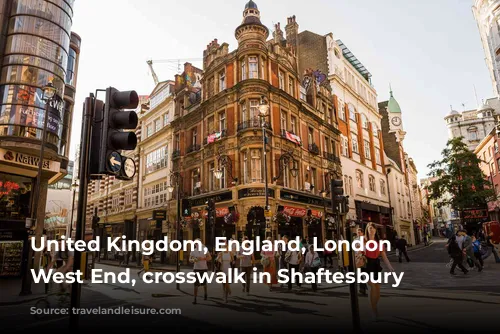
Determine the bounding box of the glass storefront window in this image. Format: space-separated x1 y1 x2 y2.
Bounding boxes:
0 173 33 221
11 0 73 33
65 48 76 85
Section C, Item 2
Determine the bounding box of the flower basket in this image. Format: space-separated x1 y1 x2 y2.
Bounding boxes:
224 212 239 225
305 216 320 226
273 211 291 225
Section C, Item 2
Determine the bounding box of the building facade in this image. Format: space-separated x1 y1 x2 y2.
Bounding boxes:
45 160 74 239
136 81 175 263
406 156 424 243
171 1 342 250
0 0 79 281
474 128 500 222
473 0 500 97
444 98 499 151
291 25 392 238
379 90 415 244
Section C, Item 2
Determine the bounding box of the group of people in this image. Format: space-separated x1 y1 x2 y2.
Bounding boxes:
446 229 499 275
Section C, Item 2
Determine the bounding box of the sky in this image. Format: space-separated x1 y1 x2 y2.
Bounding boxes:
70 0 493 181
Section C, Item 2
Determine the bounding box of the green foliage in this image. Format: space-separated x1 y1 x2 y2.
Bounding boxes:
426 137 494 211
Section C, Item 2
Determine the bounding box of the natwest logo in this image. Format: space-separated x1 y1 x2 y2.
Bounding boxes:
0 148 59 172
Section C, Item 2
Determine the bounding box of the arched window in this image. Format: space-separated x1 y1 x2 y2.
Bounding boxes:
356 170 364 188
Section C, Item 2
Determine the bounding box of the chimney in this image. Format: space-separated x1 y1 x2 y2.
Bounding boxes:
273 22 284 43
285 15 299 49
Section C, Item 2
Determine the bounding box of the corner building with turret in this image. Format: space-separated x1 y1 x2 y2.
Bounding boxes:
171 1 342 250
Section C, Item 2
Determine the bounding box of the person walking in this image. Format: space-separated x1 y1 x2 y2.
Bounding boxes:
462 230 481 270
396 236 410 263
190 239 211 304
278 235 289 288
137 251 150 278
446 235 468 275
471 235 484 272
261 237 278 291
304 245 321 292
285 246 302 291
486 231 500 263
238 236 255 295
216 240 234 303
363 222 394 321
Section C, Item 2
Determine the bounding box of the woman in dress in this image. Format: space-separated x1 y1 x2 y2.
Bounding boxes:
260 237 278 291
216 240 234 303
364 222 394 321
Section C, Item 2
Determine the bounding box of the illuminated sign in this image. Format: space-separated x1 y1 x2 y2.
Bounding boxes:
0 148 60 173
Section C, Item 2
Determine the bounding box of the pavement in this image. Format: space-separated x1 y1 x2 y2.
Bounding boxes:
1 238 499 332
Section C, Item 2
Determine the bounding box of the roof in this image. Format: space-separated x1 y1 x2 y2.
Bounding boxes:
387 89 401 113
336 39 372 81
245 0 258 9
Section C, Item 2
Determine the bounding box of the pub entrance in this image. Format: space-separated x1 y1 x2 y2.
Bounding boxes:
246 206 265 241
278 216 303 240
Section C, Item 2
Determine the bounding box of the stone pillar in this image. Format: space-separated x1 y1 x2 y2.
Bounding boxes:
33 178 49 271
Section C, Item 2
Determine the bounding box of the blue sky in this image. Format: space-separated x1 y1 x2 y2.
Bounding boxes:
71 0 492 180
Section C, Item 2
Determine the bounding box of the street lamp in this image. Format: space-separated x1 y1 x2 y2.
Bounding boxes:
214 154 237 185
167 171 182 290
321 189 329 240
68 182 78 239
20 81 57 296
258 96 271 236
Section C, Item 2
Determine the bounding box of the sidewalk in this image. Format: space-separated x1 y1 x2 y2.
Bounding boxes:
0 279 47 306
387 240 434 256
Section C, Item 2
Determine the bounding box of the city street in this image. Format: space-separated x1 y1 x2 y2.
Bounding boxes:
2 238 499 332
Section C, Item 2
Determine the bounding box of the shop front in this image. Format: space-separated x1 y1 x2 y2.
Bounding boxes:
355 200 393 241
463 208 489 234
0 173 33 279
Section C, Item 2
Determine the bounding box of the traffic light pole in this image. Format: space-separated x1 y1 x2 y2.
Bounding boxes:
176 180 181 290
345 222 361 333
70 94 94 330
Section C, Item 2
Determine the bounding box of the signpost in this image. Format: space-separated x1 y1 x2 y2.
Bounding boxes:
123 157 136 178
108 151 122 174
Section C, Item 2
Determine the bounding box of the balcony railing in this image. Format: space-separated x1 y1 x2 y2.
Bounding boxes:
186 144 201 154
323 152 340 163
172 150 181 159
237 117 271 132
308 143 320 155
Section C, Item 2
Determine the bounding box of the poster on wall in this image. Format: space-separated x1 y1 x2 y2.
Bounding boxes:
0 240 24 277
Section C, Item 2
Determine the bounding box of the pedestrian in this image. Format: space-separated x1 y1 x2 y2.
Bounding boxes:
190 239 211 304
304 244 321 292
446 235 468 275
423 233 429 246
216 240 234 303
278 235 288 288
396 236 410 263
471 235 483 272
354 227 367 296
285 245 302 291
137 251 150 278
260 237 278 291
363 222 394 321
238 236 255 295
462 230 481 270
486 231 500 263
323 243 334 269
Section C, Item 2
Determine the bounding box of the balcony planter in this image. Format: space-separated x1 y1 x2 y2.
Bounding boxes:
308 143 320 155
273 211 291 225
305 215 320 226
224 211 239 225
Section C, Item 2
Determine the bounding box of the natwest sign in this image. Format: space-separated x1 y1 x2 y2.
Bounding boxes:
0 148 60 173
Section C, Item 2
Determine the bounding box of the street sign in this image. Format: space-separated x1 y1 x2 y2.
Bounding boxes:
108 151 122 174
153 210 167 220
265 210 272 217
123 157 136 178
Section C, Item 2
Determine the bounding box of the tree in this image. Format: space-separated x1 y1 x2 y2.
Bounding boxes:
426 137 494 220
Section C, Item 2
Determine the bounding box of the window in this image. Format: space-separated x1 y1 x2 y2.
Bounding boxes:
241 60 247 80
209 162 216 191
191 169 200 195
124 188 133 205
249 56 258 78
208 77 215 98
495 141 499 153
372 123 379 137
146 123 153 138
163 112 170 126
145 146 168 174
219 70 226 91
343 175 349 195
491 162 495 175
283 161 290 188
375 147 381 164
288 77 294 97
175 134 180 151
380 179 386 195
219 111 226 131
356 170 364 188
279 71 285 90
310 168 317 189
290 116 297 134
241 102 247 123
308 128 314 145
339 103 346 121
352 136 359 154
469 129 478 141
219 166 226 190
243 151 248 183
364 140 371 159
349 104 356 121
250 149 262 183
341 137 348 156
368 175 376 192
207 116 214 135
155 118 162 132
192 128 197 146
348 176 353 195
497 158 500 172
280 111 287 132
362 115 369 129
250 99 259 119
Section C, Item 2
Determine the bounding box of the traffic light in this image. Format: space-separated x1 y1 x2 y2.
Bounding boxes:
182 198 191 217
92 215 100 229
97 87 139 176
331 179 344 201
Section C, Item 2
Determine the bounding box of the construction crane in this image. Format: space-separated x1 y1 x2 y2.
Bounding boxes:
146 58 203 86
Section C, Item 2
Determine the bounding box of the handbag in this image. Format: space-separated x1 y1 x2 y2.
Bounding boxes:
355 253 367 268
284 250 292 263
312 256 321 268
261 255 270 267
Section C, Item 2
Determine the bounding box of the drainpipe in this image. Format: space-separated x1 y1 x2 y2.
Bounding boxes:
385 167 394 242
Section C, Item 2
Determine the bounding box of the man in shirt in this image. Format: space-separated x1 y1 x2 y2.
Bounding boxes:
396 236 410 263
238 236 255 295
286 248 302 290
486 231 500 263
190 239 211 304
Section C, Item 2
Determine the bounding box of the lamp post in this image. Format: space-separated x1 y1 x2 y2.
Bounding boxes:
68 182 78 239
20 81 57 296
258 96 270 236
321 190 329 241
167 171 182 290
215 154 238 185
